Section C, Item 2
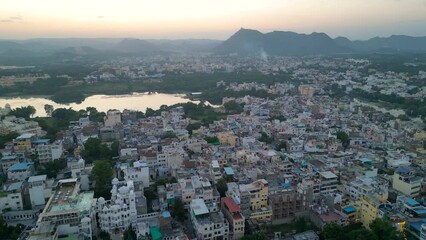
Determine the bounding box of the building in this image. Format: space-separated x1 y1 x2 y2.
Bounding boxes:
221 197 245 239
0 154 19 174
104 109 122 127
33 139 63 164
240 179 272 222
28 175 52 208
7 162 34 181
0 181 24 211
318 171 338 196
190 199 229 240
13 133 37 151
392 167 422 198
97 178 137 235
30 178 94 239
269 186 308 223
123 160 150 188
298 85 315 98
210 160 222 183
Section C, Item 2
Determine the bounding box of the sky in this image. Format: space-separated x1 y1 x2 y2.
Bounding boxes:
1 0 426 40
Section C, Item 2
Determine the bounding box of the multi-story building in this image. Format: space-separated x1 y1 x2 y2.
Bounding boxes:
13 133 37 151
190 199 229 240
7 162 34 181
318 171 338 195
33 139 63 164
392 167 422 198
357 194 387 228
347 176 388 201
221 197 245 239
210 160 222 183
97 178 137 235
123 160 150 188
104 109 122 127
30 178 94 239
28 175 52 208
269 186 308 223
0 154 19 174
0 181 24 212
178 175 219 209
226 182 251 217
240 179 272 222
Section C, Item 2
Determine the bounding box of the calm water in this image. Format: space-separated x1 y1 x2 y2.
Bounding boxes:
0 93 201 117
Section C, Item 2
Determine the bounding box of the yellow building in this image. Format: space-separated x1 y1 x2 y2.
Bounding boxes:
392 167 422 198
13 133 36 151
240 179 272 222
358 195 387 228
218 131 238 146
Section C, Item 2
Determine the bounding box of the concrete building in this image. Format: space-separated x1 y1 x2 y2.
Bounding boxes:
0 181 24 212
123 160 150 188
104 109 122 127
210 160 222 183
33 139 63 164
298 85 315 98
269 187 308 223
392 167 422 198
190 199 229 240
221 197 245 239
30 178 94 239
240 179 272 223
28 175 52 208
7 162 34 181
13 133 37 151
318 171 338 195
0 154 19 174
97 178 137 235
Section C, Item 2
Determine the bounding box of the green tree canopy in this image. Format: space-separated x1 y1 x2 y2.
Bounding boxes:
8 105 36 119
336 131 350 150
216 178 228 197
92 160 114 199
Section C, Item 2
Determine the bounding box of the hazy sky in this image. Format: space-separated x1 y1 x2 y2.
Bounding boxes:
1 0 426 40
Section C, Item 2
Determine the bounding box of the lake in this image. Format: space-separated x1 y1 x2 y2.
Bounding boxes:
0 92 202 117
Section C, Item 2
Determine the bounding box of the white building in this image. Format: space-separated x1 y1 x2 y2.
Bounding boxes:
28 175 52 208
104 110 122 127
97 178 137 235
0 181 24 212
30 178 95 239
123 160 150 188
34 139 63 164
210 160 222 183
190 199 229 240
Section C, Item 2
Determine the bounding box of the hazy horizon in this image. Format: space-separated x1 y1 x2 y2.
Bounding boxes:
1 0 426 40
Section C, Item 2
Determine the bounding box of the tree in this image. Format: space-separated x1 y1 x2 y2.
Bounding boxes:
224 100 244 114
172 198 185 222
216 178 228 197
81 138 101 163
0 216 25 240
204 136 219 143
321 222 345 240
186 122 202 135
98 231 111 240
369 218 404 240
275 141 287 152
0 131 19 148
92 160 114 199
258 132 273 144
8 106 36 119
241 232 266 240
44 104 54 117
123 225 137 240
336 131 350 150
294 217 308 233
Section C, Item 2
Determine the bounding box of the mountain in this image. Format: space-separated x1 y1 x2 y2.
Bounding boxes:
113 39 161 53
334 35 426 52
214 28 350 56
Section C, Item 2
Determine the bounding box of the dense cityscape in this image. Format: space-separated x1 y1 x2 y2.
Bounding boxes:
1 0 426 239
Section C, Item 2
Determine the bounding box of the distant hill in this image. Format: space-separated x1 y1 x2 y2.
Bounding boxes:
214 28 350 56
215 28 426 56
334 35 426 52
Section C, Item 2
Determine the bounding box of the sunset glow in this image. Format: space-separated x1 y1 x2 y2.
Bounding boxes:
1 0 426 39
